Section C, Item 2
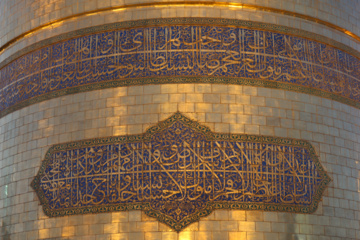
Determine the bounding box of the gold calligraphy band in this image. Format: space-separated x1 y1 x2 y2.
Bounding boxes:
1 1 360 54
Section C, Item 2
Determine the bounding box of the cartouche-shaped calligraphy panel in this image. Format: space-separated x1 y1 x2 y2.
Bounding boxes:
31 112 331 231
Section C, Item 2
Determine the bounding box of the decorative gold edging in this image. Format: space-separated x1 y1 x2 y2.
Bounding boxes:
1 18 360 119
2 76 360 120
1 17 360 70
1 1 360 55
31 112 332 232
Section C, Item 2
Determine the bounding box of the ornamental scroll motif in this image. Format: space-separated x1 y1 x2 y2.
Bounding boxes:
31 113 331 231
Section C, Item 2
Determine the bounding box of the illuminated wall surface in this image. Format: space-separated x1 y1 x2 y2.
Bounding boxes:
0 1 359 240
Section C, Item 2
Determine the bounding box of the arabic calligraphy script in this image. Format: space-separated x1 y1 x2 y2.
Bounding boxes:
32 113 331 231
1 20 360 117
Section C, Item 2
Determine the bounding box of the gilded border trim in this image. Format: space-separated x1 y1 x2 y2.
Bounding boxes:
1 76 360 120
1 1 360 55
31 112 332 231
1 17 360 70
1 18 360 118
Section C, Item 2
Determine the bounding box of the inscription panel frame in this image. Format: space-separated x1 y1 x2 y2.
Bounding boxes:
31 112 331 231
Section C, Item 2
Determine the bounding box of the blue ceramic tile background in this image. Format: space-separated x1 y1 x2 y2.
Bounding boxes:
0 25 360 114
32 113 330 230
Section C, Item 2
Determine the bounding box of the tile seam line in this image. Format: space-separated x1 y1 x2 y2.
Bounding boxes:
0 1 360 55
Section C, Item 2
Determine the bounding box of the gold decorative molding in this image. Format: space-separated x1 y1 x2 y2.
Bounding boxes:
1 1 360 54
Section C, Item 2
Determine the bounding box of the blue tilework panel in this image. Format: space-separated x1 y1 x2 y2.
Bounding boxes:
1 24 360 115
31 113 330 231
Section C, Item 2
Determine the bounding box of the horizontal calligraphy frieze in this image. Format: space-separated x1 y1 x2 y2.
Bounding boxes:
31 112 331 231
1 20 360 116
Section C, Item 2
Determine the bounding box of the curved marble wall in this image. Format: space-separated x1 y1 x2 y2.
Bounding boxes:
0 1 359 240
